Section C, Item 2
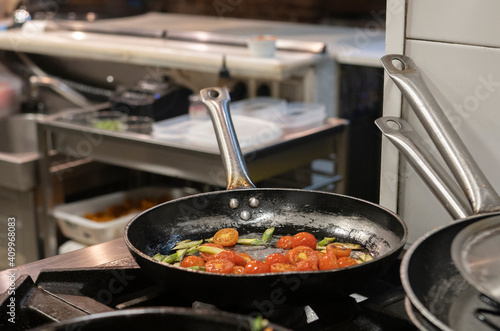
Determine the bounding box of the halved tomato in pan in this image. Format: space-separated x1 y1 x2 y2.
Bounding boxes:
213 228 239 247
205 259 235 274
243 260 271 274
286 246 319 266
276 236 293 249
291 232 317 250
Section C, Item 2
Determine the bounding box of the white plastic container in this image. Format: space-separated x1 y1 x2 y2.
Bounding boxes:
247 35 277 58
230 97 287 122
279 102 327 132
53 186 196 245
186 115 283 150
231 98 326 132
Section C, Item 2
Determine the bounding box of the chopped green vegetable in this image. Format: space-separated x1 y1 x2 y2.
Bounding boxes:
93 120 123 131
261 227 275 243
250 315 269 331
185 246 200 256
161 253 178 264
198 245 225 255
317 237 336 246
173 239 203 250
333 242 362 250
152 253 164 261
237 238 264 245
187 266 206 271
354 253 373 263
176 249 187 261
155 248 199 265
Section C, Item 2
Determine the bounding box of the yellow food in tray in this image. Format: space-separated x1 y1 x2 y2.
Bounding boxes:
84 196 170 222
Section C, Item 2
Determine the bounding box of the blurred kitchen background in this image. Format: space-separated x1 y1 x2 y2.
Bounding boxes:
0 0 387 266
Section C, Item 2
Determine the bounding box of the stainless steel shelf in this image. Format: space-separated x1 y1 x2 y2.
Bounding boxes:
37 110 348 257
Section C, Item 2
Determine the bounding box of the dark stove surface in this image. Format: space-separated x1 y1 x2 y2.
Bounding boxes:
1 254 416 331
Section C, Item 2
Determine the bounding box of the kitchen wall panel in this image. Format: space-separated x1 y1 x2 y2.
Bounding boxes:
407 0 500 48
382 1 500 244
398 40 500 243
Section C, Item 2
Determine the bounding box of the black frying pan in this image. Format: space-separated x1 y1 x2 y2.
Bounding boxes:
402 214 500 331
31 307 291 331
378 54 500 330
124 87 407 310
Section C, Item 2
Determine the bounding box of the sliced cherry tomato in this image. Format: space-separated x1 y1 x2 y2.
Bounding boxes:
285 245 319 267
214 250 238 264
205 259 235 274
232 266 244 274
316 250 331 262
325 250 337 261
276 236 293 249
296 260 319 271
326 244 351 258
213 228 239 247
243 260 271 274
270 263 298 273
180 255 205 268
291 232 317 249
265 253 288 265
236 253 253 266
199 243 224 262
234 254 248 266
337 257 358 268
318 253 339 270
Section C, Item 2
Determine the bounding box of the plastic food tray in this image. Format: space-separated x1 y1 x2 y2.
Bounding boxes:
279 102 326 132
152 114 283 152
231 98 326 132
53 186 196 245
230 97 287 121
185 115 283 150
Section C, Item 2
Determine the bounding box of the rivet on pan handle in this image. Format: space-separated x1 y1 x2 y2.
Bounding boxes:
376 117 472 219
381 54 500 214
200 87 256 190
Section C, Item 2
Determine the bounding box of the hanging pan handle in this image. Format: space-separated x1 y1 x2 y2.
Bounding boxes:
381 54 500 214
376 117 472 219
200 87 256 190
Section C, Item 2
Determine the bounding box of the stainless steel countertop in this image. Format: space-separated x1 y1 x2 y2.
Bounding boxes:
0 238 131 293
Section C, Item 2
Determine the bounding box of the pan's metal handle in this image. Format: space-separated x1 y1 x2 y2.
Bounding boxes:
381 54 500 215
200 87 256 190
376 117 472 219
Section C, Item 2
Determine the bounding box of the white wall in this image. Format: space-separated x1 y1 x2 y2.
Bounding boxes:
381 0 500 244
